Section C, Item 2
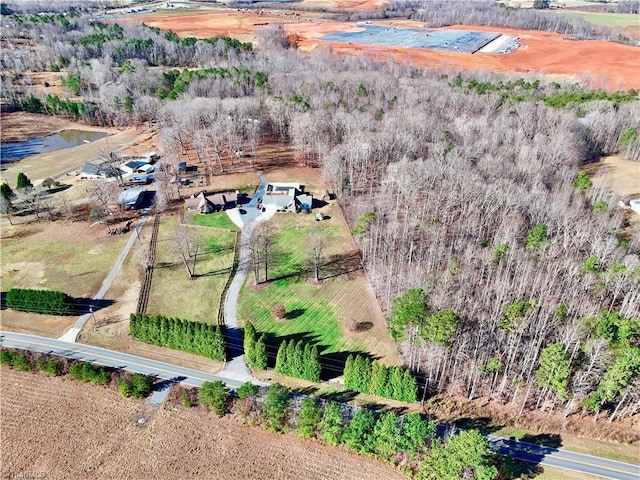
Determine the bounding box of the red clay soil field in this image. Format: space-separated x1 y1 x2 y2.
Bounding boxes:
1 368 406 480
133 10 640 91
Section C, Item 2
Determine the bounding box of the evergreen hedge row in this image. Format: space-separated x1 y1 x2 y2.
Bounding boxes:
274 339 321 383
6 288 72 315
344 354 418 402
129 313 226 361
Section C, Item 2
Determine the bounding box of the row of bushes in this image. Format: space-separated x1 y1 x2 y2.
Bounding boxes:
1 348 155 399
129 313 226 361
185 381 499 480
6 288 72 315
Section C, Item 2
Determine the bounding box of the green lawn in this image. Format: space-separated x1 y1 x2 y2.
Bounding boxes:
238 214 367 360
187 212 238 231
561 11 640 27
146 215 236 323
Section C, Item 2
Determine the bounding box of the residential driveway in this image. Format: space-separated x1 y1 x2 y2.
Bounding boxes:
59 213 148 343
221 171 270 381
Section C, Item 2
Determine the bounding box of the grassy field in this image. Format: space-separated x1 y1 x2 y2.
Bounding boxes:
187 211 238 230
146 214 236 323
1 220 130 337
238 202 400 374
561 11 640 27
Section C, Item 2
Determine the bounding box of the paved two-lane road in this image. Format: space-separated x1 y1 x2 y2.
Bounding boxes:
1 331 246 388
1 331 638 480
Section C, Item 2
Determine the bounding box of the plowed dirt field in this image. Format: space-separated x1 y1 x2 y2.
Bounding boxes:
0 368 407 480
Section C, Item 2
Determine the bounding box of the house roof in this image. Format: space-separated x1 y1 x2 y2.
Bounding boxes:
81 162 120 177
296 194 313 207
224 192 238 204
118 188 146 205
207 193 226 206
124 160 146 170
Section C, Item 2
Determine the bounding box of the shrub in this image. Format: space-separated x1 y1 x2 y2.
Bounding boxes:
271 304 286 320
0 349 16 366
130 373 154 398
118 378 132 397
13 354 31 371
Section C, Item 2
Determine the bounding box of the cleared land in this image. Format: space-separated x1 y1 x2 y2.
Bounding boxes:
132 9 640 91
146 213 236 323
0 368 406 480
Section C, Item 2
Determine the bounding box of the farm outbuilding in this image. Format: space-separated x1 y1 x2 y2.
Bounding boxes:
80 162 122 180
118 188 147 210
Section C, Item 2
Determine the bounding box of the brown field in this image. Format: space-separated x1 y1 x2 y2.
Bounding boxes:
133 9 640 91
0 368 407 480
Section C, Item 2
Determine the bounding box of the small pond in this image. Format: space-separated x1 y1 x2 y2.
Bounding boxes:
1 129 108 164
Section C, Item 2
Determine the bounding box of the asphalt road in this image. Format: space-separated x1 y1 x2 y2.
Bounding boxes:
1 331 245 389
1 331 639 480
487 433 639 480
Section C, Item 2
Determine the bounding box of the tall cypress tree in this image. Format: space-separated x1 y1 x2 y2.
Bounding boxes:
275 341 287 374
344 354 355 390
244 322 257 366
284 339 296 376
253 334 267 370
309 345 321 382
401 369 418 402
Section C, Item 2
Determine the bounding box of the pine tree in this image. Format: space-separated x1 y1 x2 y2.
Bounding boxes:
319 401 343 446
297 397 321 439
373 412 402 459
253 334 268 370
343 409 376 453
263 383 289 432
401 413 435 455
16 172 32 190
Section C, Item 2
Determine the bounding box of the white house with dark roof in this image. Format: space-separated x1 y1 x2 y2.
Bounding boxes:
264 183 313 213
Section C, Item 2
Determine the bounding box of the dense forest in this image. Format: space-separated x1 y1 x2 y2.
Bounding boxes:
1 3 639 423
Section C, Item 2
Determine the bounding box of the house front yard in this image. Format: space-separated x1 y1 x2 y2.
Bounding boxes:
237 199 400 376
145 213 237 323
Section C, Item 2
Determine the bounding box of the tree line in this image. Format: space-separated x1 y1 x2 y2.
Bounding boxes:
184 380 500 479
6 287 72 315
129 313 226 361
344 354 418 403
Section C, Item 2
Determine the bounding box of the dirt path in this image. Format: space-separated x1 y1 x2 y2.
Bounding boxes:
60 214 149 343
